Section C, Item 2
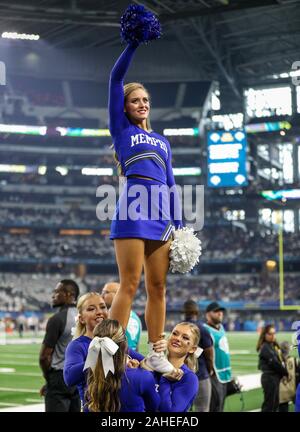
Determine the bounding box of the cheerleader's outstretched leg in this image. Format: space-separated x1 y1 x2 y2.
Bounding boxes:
142 239 175 374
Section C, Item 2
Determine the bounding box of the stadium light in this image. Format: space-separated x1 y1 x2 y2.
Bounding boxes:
0 124 47 135
82 168 113 176
2 32 40 41
262 189 300 200
173 167 201 176
163 128 198 136
272 69 300 79
0 164 26 173
290 69 300 78
56 127 110 137
38 166 47 175
55 166 68 176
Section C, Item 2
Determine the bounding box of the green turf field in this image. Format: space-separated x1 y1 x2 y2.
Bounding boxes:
0 331 297 411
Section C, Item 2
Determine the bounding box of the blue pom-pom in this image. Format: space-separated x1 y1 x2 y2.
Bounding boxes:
120 4 162 45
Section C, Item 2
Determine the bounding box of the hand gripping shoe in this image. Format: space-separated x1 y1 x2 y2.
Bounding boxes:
141 351 174 374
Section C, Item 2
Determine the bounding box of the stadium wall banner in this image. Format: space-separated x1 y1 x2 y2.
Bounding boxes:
198 300 295 310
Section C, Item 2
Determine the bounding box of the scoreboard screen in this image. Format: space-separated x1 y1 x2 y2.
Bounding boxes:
207 130 248 188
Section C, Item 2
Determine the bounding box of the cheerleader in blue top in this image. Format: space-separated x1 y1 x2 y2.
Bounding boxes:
63 293 156 411
69 319 159 412
108 4 183 376
64 292 109 403
141 322 200 412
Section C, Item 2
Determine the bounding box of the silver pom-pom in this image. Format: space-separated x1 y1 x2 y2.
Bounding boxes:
169 227 202 274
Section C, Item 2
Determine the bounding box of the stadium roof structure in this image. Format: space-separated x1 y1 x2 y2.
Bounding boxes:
0 0 299 98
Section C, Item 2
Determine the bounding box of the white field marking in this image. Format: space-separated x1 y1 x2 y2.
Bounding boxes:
238 373 261 391
0 353 37 359
0 361 37 366
5 339 42 345
0 403 44 412
0 373 263 413
0 371 41 377
0 402 20 407
0 387 39 393
0 368 15 373
25 399 42 403
231 350 251 355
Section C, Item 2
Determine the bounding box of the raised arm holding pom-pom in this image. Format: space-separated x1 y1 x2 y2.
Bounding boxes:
107 4 183 375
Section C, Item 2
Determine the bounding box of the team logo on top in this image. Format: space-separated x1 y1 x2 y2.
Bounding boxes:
130 133 168 155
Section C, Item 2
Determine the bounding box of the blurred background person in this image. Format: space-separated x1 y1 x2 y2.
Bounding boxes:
16 310 27 338
256 324 288 412
102 282 142 351
28 313 39 337
183 300 213 412
204 302 232 412
278 341 300 412
39 279 81 412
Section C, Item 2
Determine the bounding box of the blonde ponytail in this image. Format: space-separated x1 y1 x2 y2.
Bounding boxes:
86 320 127 412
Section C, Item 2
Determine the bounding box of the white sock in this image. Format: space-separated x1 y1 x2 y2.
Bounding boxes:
148 342 155 355
148 341 166 357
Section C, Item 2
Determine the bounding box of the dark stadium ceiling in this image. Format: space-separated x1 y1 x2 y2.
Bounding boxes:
0 0 300 92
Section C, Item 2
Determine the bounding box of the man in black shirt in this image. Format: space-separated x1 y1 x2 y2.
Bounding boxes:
39 279 81 412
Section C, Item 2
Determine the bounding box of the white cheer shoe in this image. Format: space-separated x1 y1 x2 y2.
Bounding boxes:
142 351 174 374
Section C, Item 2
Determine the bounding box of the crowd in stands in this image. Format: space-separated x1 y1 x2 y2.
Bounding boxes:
0 233 115 261
0 172 119 188
0 271 299 313
0 208 101 228
0 226 300 261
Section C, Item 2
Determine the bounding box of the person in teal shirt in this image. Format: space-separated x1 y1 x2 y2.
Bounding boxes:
101 282 142 350
204 302 232 412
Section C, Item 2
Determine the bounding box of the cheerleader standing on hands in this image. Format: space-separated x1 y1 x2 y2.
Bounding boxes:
108 5 183 374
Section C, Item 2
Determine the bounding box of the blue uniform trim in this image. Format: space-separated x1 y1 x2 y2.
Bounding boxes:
160 221 173 241
124 150 166 171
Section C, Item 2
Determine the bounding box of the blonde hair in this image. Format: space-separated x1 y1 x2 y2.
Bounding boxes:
73 292 104 339
112 82 152 176
124 82 151 131
86 319 127 412
172 322 200 373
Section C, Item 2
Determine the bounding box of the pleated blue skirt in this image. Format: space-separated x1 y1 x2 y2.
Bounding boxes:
110 177 174 241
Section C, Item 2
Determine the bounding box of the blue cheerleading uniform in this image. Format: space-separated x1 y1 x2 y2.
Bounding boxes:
156 364 198 412
295 325 300 412
108 43 183 240
129 352 199 412
63 335 159 412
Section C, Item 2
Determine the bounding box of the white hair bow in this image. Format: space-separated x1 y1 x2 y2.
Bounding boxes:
194 347 203 358
83 336 119 377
